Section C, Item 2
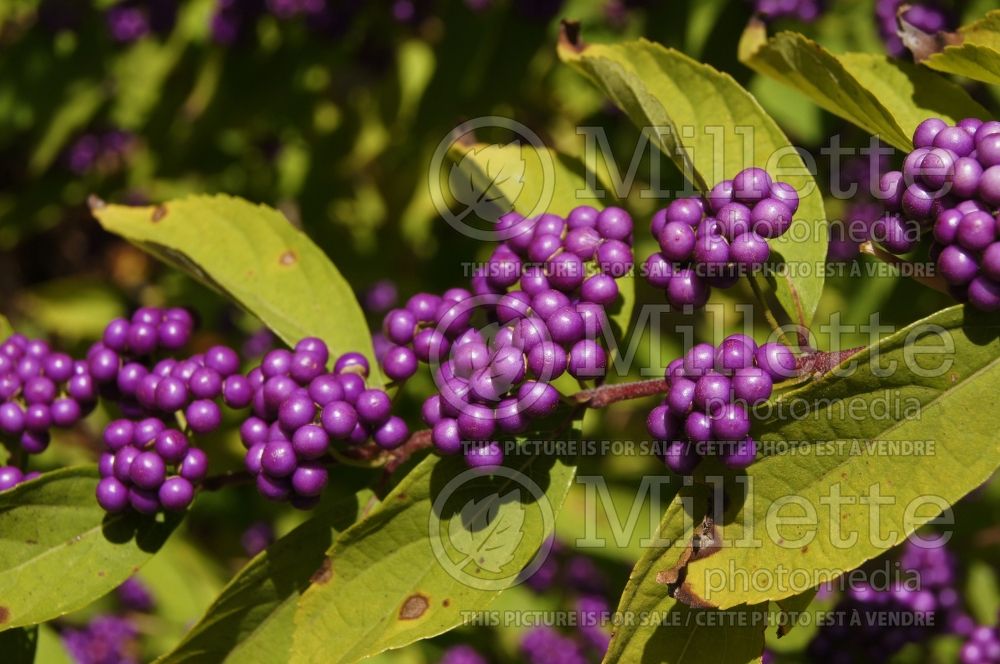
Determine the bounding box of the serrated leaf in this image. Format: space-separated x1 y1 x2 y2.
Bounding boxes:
559 34 826 328
738 23 990 151
678 305 1000 609
0 466 181 630
604 485 767 663
157 489 373 664
291 450 578 663
91 194 381 385
449 491 525 574
923 10 1000 85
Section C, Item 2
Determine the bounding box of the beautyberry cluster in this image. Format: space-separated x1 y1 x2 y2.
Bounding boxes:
92 308 240 514
61 615 140 664
646 167 798 309
808 538 960 662
96 418 206 514
379 206 632 469
649 335 797 473
0 334 98 456
749 0 824 23
876 117 1000 311
65 130 135 176
240 341 407 508
961 623 1000 664
516 537 613 663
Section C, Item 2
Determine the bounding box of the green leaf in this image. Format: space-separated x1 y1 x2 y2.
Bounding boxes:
0 466 181 630
604 484 767 663
0 315 12 342
91 194 381 385
965 560 1000 625
158 490 373 663
139 535 227 658
738 23 990 151
28 81 105 176
558 34 827 328
0 625 36 664
291 451 578 663
679 305 1000 609
36 624 72 664
20 278 125 342
923 10 1000 85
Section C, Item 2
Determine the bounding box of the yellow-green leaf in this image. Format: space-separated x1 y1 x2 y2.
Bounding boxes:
91 194 380 385
923 10 1000 85
739 23 989 151
558 34 827 327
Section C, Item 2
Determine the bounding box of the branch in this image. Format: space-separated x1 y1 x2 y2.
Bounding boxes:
200 346 870 489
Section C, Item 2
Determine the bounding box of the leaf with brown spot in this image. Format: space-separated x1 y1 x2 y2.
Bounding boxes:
151 205 167 222
398 595 429 620
159 483 373 663
92 194 383 386
291 448 578 664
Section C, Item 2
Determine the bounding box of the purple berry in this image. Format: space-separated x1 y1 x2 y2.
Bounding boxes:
186 399 221 434
373 416 409 449
97 477 130 512
321 401 358 438
159 476 195 511
465 441 503 470
179 448 208 482
291 462 328 496
755 343 797 381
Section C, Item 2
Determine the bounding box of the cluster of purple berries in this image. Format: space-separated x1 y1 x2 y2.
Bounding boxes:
808 538 963 662
646 168 798 309
0 466 40 492
105 0 177 43
962 623 1000 664
91 307 240 514
379 206 631 381
876 0 952 57
518 538 613 663
65 130 135 176
378 206 633 469
0 334 99 456
649 334 798 473
749 0 824 23
875 118 1000 311
62 614 140 664
434 538 614 664
240 341 407 508
96 419 207 514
